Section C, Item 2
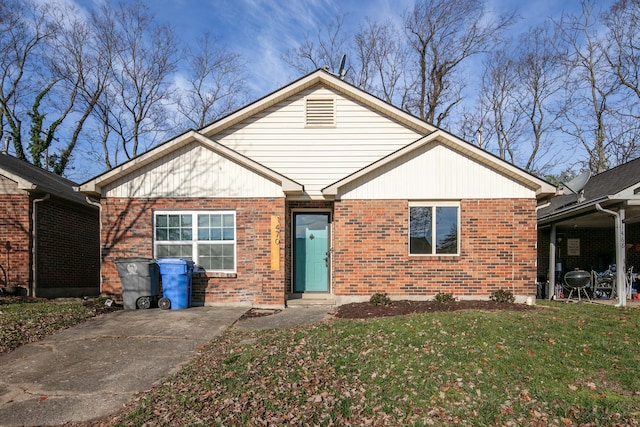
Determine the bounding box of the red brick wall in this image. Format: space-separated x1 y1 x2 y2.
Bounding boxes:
101 198 285 306
35 198 100 296
0 194 31 287
332 199 538 298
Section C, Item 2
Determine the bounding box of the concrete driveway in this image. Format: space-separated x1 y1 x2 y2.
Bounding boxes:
0 306 246 426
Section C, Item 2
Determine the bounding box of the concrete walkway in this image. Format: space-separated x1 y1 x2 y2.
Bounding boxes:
0 306 246 427
0 304 335 427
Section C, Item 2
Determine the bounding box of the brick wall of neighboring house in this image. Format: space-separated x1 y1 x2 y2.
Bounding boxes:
537 222 640 280
100 198 286 307
0 194 31 288
35 198 100 297
332 199 538 299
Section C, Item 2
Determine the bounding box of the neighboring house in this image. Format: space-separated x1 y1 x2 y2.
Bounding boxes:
80 69 555 308
0 153 100 298
537 157 640 306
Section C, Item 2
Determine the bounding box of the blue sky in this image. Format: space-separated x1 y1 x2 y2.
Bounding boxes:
139 0 601 98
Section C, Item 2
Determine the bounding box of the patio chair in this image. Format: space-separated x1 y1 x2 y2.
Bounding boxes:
592 269 615 299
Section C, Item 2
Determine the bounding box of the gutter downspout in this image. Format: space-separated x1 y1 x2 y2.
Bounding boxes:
31 193 50 298
85 196 102 296
595 203 626 307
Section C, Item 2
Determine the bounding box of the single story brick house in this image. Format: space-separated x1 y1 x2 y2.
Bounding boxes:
0 153 100 298
80 69 556 308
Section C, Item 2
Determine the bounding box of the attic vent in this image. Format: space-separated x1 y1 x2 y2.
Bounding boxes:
306 98 335 127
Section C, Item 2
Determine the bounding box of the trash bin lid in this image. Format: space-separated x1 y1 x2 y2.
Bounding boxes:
115 257 155 264
157 258 191 265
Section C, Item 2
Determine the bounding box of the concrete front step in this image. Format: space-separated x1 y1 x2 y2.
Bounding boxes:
286 294 336 307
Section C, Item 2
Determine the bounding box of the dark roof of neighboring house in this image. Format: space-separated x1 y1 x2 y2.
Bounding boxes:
538 157 640 219
0 153 90 206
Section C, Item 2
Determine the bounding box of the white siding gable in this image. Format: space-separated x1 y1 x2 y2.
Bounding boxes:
104 142 283 198
337 143 536 200
214 86 423 197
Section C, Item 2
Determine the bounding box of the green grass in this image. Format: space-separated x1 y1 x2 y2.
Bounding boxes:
0 298 103 353
115 302 640 426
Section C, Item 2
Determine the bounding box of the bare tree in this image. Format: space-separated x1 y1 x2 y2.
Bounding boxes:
514 25 567 173
353 18 409 105
602 0 640 164
0 0 57 161
283 14 351 76
175 32 247 129
478 44 521 164
556 0 619 173
403 0 515 126
105 1 179 160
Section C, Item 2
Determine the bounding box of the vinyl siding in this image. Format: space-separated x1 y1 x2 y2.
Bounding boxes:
0 175 21 194
104 143 283 198
337 143 535 199
214 86 423 196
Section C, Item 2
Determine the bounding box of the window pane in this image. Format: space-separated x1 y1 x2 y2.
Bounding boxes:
222 228 234 240
156 244 191 258
168 215 181 227
223 214 234 227
197 243 234 271
156 228 167 240
168 229 181 241
436 207 458 254
198 229 209 240
156 215 167 227
182 215 192 227
198 215 209 227
410 207 432 254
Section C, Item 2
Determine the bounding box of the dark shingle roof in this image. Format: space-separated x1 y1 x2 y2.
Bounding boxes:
538 157 640 219
0 154 90 206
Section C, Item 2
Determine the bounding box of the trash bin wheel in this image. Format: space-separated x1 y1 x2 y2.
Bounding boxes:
158 297 171 310
136 296 151 309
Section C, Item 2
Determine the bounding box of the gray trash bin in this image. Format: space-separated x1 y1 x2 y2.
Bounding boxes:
115 258 160 310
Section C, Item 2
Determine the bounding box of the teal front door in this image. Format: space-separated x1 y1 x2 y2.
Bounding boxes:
294 213 329 292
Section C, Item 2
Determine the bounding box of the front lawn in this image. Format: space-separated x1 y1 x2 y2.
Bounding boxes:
114 301 640 426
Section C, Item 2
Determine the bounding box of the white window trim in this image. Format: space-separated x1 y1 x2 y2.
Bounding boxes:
408 201 460 256
153 210 237 272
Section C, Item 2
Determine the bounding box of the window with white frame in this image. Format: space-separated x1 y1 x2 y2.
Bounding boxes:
154 211 236 271
409 203 460 255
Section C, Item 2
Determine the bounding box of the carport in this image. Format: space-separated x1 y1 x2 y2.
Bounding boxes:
537 158 640 307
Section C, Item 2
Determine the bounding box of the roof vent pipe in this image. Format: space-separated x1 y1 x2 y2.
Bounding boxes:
3 134 10 154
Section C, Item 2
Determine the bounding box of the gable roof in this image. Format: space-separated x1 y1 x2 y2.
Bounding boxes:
199 69 437 138
80 130 303 196
80 69 555 200
0 153 89 205
323 130 557 199
538 157 640 222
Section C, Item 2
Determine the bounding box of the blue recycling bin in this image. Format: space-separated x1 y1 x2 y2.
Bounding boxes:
157 258 194 310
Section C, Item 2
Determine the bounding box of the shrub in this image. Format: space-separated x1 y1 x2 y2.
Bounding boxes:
490 289 515 303
434 292 456 303
369 292 391 306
